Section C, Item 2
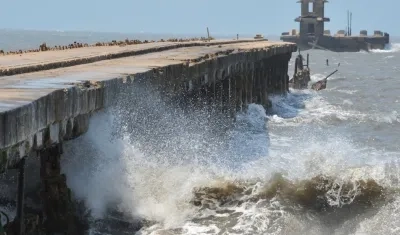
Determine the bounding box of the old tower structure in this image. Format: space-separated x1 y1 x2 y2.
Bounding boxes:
295 0 330 39
281 0 390 52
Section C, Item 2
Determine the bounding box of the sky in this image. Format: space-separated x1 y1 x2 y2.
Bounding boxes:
0 0 397 36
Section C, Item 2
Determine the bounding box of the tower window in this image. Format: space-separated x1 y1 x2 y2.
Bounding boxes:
308 2 314 13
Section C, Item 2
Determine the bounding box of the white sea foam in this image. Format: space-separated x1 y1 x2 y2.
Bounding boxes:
370 43 400 53
61 96 400 235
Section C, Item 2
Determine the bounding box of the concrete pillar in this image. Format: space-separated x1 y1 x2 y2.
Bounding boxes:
275 61 281 92
215 81 223 111
247 70 252 105
222 78 230 113
249 68 254 104
252 67 258 104
205 84 213 112
280 57 285 93
271 61 277 94
281 59 287 93
39 143 77 234
253 67 261 103
284 56 290 93
241 74 247 110
258 67 263 103
229 76 236 118
267 64 272 94
260 66 266 107
210 78 216 110
236 75 243 112
16 157 26 235
263 65 269 107
199 85 207 109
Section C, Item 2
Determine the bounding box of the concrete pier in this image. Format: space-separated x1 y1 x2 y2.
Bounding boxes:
0 39 296 169
0 39 296 233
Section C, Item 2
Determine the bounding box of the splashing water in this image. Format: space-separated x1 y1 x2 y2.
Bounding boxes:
59 79 400 235
58 40 400 234
370 43 400 53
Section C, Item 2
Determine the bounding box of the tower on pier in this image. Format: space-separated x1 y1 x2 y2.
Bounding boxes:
295 0 330 38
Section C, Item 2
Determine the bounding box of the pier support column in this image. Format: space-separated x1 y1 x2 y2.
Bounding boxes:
284 56 290 92
208 80 216 112
241 74 248 110
260 67 266 107
267 63 272 94
275 61 281 93
39 143 77 234
222 78 230 114
15 157 26 235
199 84 208 109
195 83 204 110
215 81 223 112
247 70 252 106
235 75 243 112
206 83 215 112
249 68 254 104
265 63 273 108
228 76 236 119
271 62 277 94
254 67 261 103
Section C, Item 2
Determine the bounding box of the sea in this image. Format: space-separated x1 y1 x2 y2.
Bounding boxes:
1 29 400 235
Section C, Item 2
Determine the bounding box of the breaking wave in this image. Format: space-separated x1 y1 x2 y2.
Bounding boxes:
370 43 400 53
268 89 399 127
58 78 400 235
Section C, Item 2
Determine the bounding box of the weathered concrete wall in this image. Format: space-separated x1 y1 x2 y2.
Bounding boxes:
0 41 296 172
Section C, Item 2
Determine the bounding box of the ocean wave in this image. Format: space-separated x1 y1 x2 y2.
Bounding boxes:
54 78 400 235
372 111 400 124
310 73 340 82
267 90 399 127
135 158 400 235
191 173 390 211
370 43 400 53
65 100 399 235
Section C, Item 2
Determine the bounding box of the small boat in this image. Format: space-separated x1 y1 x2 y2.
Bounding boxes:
254 34 264 39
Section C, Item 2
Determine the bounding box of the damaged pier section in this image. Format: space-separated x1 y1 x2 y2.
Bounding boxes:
0 39 296 234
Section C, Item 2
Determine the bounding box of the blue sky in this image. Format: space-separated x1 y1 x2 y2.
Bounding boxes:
0 0 396 36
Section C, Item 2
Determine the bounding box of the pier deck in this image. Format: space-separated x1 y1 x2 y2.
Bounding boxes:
0 39 297 170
